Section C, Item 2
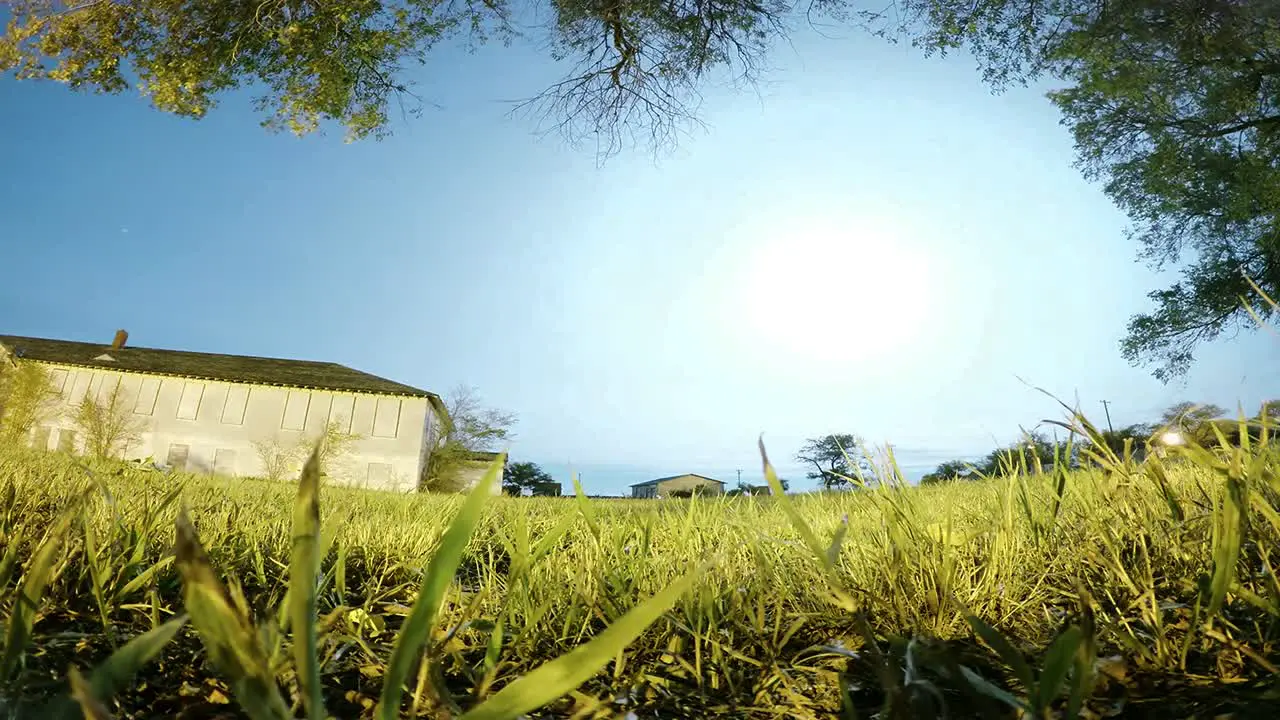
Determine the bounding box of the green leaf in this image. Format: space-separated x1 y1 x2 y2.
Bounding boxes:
826 515 849 568
68 667 112 720
290 447 325 720
570 473 602 541
45 616 188 719
114 556 174 601
174 509 292 720
1 491 85 684
376 452 502 720
0 525 24 595
958 665 1028 714
1034 625 1083 711
964 614 1035 692
758 438 829 568
460 565 704 720
530 510 578 565
1208 474 1247 617
484 619 504 672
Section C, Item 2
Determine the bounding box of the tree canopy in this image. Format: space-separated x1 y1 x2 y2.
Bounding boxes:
502 460 554 495
4 1 1276 377
796 433 872 489
423 384 516 492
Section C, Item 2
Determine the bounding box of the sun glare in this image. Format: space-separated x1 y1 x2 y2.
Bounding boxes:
732 216 935 367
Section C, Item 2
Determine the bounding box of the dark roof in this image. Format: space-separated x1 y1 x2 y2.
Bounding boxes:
630 473 726 487
0 333 438 401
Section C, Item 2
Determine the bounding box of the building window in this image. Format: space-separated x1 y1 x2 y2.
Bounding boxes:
366 462 392 489
176 381 204 420
67 371 91 405
282 390 310 431
213 449 236 476
48 369 68 393
329 394 355 434
351 396 377 436
166 444 190 471
56 429 78 454
221 386 249 425
31 426 52 451
134 377 160 415
372 397 401 438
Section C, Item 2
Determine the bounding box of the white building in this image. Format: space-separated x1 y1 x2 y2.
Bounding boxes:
0 330 477 493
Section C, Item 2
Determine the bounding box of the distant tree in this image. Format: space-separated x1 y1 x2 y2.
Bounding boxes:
423 385 517 492
1260 399 1280 421
1156 402 1227 446
796 434 872 489
71 381 147 458
0 360 58 444
253 435 307 483
728 480 779 497
254 419 361 482
503 461 553 496
920 459 977 485
1160 402 1227 429
1078 423 1156 464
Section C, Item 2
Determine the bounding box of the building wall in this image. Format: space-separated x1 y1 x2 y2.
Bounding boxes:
656 475 725 497
452 457 505 495
25 362 437 493
632 475 725 498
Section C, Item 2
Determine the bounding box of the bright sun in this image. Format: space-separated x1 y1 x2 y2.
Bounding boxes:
731 216 936 367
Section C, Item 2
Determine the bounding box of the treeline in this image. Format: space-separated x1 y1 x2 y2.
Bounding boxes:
921 400 1279 484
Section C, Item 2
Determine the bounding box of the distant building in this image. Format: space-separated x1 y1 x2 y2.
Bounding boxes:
453 451 508 492
532 481 562 497
630 473 726 499
0 330 501 494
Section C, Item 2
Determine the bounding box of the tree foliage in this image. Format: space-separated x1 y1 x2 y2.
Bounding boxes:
0 0 785 152
903 0 1280 381
423 385 516 492
253 419 362 482
0 359 58 444
796 433 871 489
6 1 1274 376
502 460 553 495
70 380 147 458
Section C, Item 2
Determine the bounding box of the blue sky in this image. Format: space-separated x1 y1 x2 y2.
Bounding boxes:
1 21 1275 494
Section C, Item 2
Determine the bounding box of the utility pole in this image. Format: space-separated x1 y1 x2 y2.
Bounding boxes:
736 468 742 484
1101 400 1115 434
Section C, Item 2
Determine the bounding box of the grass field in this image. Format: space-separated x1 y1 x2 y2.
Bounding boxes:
0 414 1278 719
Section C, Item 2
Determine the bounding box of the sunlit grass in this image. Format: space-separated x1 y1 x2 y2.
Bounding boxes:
0 406 1278 718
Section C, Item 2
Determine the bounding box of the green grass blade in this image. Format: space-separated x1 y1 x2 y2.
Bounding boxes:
964 614 1035 692
757 438 829 568
114 556 174 602
530 510 579 565
1208 474 1248 617
87 616 187 704
376 453 503 720
1 492 84 684
1033 625 1082 711
0 526 24 595
174 509 292 720
958 666 1028 714
290 447 325 720
570 473 602 541
460 566 704 720
68 667 112 720
45 616 189 719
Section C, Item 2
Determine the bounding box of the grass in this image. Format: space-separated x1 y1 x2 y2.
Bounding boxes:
0 409 1278 718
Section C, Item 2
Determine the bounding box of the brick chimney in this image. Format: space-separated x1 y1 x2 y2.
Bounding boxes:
111 329 128 349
